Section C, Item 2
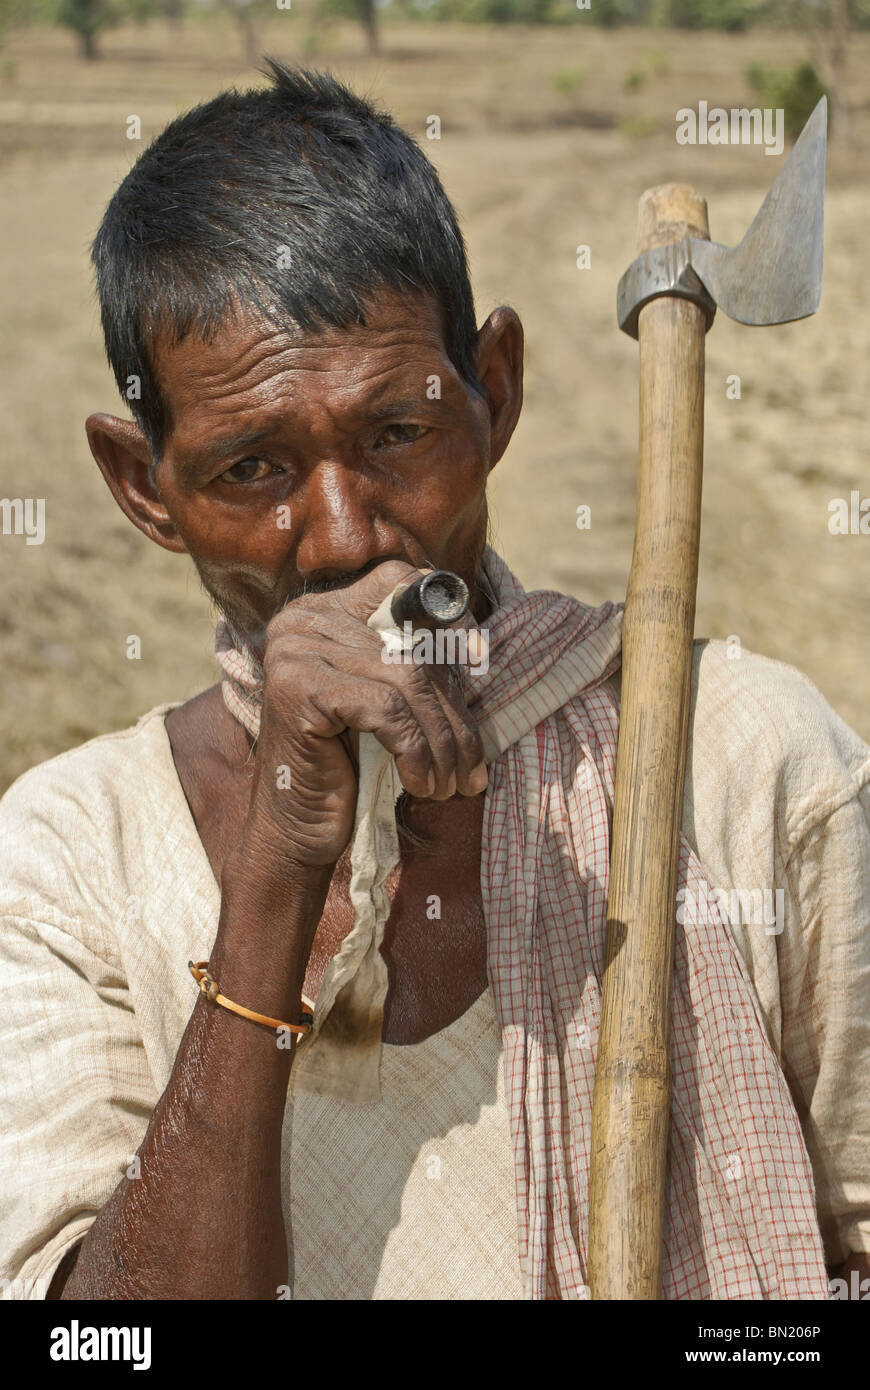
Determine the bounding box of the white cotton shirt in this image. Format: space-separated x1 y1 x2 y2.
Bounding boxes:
0 637 869 1299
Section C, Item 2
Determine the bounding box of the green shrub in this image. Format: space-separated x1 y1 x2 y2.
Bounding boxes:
618 113 659 137
746 59 829 140
552 65 584 95
646 48 671 76
434 0 556 17
587 0 651 25
664 0 755 28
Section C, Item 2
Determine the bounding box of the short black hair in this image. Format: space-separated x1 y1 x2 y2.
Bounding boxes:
91 60 484 461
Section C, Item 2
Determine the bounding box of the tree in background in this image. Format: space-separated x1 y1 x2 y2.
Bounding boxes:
766 0 852 144
0 0 27 42
746 56 828 137
827 0 851 143
57 0 118 57
357 0 378 50
217 0 381 61
318 0 380 53
222 0 259 65
56 0 159 58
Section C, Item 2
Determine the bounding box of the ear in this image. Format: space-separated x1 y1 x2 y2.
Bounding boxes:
85 414 188 555
472 306 524 473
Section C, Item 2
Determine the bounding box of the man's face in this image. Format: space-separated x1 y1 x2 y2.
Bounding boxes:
146 288 502 651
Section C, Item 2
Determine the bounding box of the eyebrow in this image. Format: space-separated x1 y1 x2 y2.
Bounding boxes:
367 395 431 420
174 396 438 482
174 427 275 484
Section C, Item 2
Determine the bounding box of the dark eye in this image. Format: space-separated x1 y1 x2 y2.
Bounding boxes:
220 458 273 484
375 423 429 448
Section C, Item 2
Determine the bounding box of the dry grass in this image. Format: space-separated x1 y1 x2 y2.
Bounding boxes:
2 14 870 789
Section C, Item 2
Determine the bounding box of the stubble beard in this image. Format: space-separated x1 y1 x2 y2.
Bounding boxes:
195 506 493 658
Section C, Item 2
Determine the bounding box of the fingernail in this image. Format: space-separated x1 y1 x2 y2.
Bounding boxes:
469 761 489 793
427 769 436 795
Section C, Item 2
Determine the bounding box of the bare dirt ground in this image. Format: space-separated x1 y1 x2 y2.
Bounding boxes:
2 15 869 790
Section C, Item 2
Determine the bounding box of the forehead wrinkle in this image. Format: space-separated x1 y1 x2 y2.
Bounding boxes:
166 328 304 400
178 342 456 429
217 329 445 388
170 368 451 474
167 296 448 386
157 295 460 451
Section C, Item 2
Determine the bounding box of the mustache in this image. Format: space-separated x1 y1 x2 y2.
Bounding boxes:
280 556 389 605
208 541 490 659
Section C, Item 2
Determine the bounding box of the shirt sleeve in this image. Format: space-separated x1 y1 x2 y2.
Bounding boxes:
0 765 158 1300
777 785 870 1266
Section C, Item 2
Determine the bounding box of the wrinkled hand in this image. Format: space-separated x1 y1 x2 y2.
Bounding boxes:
242 561 488 870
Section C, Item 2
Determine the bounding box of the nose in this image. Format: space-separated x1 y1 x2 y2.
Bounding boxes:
292 458 404 583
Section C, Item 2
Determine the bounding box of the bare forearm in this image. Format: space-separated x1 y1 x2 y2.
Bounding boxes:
60 561 483 1299
63 856 331 1301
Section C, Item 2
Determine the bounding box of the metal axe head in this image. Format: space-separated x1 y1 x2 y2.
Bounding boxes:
617 97 827 337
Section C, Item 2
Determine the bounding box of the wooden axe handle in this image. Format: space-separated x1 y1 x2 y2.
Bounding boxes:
588 185 709 1300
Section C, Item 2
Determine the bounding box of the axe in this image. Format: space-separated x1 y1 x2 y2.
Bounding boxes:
587 98 827 1300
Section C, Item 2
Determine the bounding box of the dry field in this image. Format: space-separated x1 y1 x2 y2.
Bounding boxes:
1 13 870 789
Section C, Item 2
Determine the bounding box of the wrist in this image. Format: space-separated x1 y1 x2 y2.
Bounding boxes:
234 805 343 878
223 832 335 899
215 850 333 1014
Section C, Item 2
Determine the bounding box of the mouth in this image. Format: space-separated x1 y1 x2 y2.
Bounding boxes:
223 557 412 661
216 551 491 661
277 555 411 608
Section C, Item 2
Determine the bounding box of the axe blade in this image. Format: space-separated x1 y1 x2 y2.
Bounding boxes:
690 96 827 326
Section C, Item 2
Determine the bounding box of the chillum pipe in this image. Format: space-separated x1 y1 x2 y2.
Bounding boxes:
390 570 470 630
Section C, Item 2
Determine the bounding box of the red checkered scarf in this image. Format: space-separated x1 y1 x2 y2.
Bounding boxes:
215 547 829 1300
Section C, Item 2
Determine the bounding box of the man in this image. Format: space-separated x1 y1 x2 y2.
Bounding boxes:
0 61 868 1302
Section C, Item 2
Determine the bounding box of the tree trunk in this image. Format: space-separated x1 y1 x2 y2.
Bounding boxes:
358 0 378 54
829 0 851 146
80 27 99 59
238 12 258 66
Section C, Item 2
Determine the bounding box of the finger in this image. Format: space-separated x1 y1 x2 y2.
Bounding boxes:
321 607 488 797
424 670 487 797
335 560 429 625
301 667 440 800
266 560 427 644
316 644 464 801
415 623 487 796
270 645 454 800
